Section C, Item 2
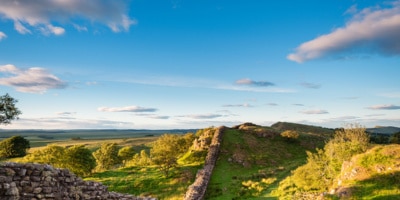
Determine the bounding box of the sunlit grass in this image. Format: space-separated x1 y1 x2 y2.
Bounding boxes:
205 127 325 199
85 164 202 199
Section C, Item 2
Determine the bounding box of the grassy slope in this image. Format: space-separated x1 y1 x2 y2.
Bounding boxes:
330 144 400 199
85 164 202 200
206 124 330 199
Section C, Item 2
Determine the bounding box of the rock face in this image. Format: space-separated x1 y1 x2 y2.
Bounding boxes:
184 126 225 200
0 162 155 200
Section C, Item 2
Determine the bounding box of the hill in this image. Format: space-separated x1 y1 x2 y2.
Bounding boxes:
205 123 331 199
367 126 400 135
332 144 400 199
271 121 334 136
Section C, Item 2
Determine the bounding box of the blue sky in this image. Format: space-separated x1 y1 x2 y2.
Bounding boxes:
0 0 399 129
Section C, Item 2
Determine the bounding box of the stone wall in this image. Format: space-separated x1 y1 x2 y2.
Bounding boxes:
0 162 155 200
184 126 225 200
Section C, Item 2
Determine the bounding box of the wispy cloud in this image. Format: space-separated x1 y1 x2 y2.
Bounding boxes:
293 103 305 106
300 82 321 89
235 78 275 87
222 103 253 108
0 0 136 35
267 103 278 106
110 75 294 93
0 32 6 41
379 92 400 98
9 117 135 129
288 1 400 62
56 112 77 116
0 64 67 93
134 113 170 119
367 104 400 110
98 106 157 113
182 114 223 119
300 109 329 114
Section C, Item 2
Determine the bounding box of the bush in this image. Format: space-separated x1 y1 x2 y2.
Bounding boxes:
280 130 299 141
93 143 122 171
277 124 370 196
0 135 30 158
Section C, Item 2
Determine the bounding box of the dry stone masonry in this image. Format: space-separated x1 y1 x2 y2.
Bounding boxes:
184 126 225 200
0 162 156 200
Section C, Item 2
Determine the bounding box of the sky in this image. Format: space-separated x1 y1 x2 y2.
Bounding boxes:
0 0 399 129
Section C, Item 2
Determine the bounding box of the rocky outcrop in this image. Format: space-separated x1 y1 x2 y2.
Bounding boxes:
184 126 225 200
0 162 155 200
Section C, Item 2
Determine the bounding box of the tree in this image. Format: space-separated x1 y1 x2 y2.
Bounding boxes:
65 145 96 177
281 130 299 141
93 143 122 171
24 145 95 177
151 134 181 177
278 124 370 196
23 145 66 168
118 146 135 166
0 94 22 125
389 132 400 144
0 135 30 158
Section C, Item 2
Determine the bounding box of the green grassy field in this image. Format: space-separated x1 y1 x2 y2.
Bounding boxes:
85 164 203 199
4 124 399 199
205 125 329 199
0 129 193 150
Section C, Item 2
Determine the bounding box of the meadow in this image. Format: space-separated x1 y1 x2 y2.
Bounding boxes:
2 123 399 199
0 129 193 149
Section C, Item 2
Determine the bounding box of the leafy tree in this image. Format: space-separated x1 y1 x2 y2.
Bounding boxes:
151 134 181 177
93 143 122 171
0 135 30 158
389 132 400 144
24 145 94 177
65 145 96 177
23 145 66 168
278 124 369 196
118 146 135 166
0 94 22 125
280 130 299 141
177 132 196 154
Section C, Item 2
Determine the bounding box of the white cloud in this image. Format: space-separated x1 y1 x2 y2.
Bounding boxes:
379 92 400 98
222 103 253 108
8 117 135 129
0 0 136 35
0 31 7 40
288 1 400 63
300 109 329 114
98 106 157 112
367 104 400 110
182 114 223 119
0 64 67 93
14 21 31 34
300 82 321 89
235 78 275 87
56 112 77 116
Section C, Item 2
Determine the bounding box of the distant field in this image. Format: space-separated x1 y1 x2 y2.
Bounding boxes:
0 129 196 150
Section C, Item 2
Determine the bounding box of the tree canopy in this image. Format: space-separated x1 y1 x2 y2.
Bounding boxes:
151 134 181 177
0 93 22 125
0 135 30 159
93 143 122 171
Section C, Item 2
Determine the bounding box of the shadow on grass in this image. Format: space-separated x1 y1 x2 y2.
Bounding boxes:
349 171 400 199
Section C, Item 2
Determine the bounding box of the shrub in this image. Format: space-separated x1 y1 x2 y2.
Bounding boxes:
281 130 299 141
0 135 30 158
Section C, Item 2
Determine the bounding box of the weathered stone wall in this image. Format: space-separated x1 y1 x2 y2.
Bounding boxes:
0 162 155 200
184 126 225 200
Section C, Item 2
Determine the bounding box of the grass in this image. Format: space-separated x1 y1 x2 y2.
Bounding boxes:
0 129 191 148
205 126 327 199
335 144 400 199
85 164 203 199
